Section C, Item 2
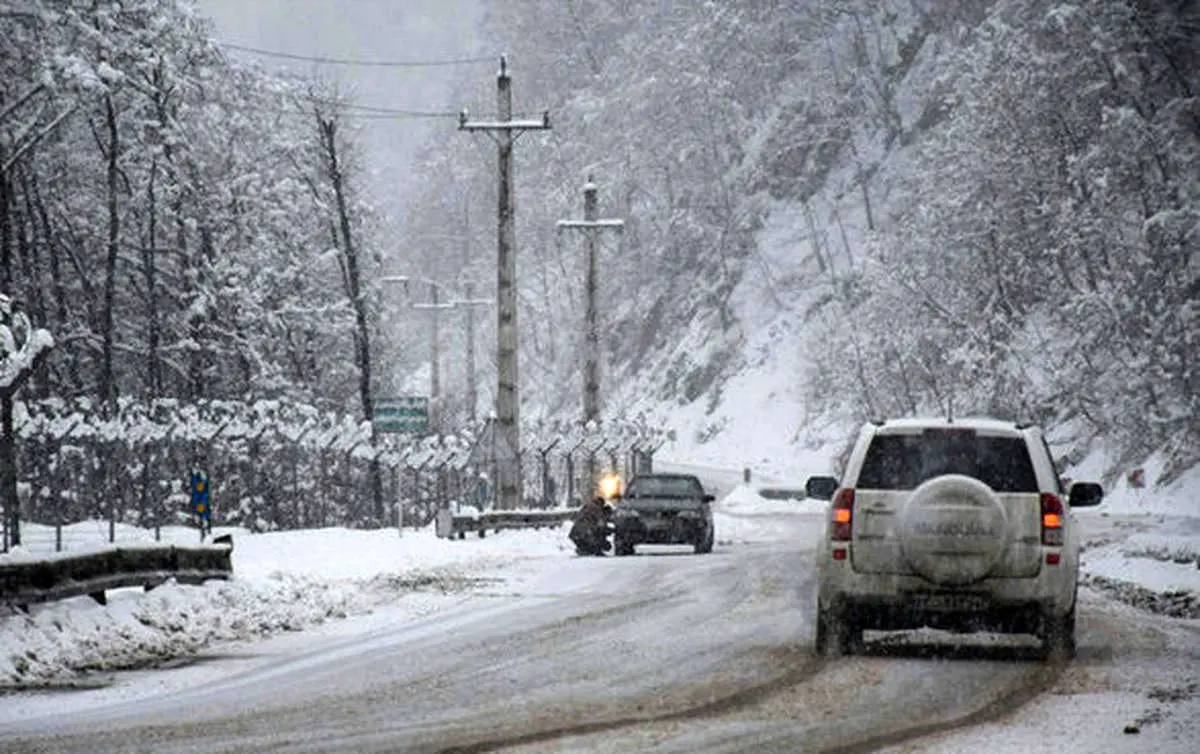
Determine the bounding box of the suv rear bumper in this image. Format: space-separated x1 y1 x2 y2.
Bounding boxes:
819 547 1076 628
829 594 1054 634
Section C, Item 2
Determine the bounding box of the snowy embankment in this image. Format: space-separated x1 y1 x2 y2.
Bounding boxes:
2 473 1198 690
1076 462 1200 619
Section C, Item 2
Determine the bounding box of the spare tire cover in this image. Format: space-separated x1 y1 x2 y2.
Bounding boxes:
898 474 1008 587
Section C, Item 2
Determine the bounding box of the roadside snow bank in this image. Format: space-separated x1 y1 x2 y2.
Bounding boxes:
1081 573 1200 619
0 524 571 688
713 484 825 545
1079 508 1200 619
0 575 360 687
1068 452 1200 517
720 483 827 516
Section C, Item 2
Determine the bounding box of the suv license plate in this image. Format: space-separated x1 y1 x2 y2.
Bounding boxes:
908 593 987 612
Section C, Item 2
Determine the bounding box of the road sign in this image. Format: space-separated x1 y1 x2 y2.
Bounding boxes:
191 471 210 521
374 396 429 434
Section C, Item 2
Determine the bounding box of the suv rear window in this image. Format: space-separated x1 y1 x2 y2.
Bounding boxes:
856 431 1038 492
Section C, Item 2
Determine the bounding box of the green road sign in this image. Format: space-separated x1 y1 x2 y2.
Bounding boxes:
374 396 429 433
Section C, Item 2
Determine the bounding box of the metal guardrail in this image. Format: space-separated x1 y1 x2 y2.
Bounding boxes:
435 507 580 540
756 487 807 501
0 543 233 609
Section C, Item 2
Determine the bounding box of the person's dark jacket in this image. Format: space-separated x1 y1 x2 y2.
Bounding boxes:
569 497 611 554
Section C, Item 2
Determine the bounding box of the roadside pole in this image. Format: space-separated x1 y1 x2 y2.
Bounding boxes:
556 175 624 426
397 481 404 538
412 283 454 434
459 56 551 510
557 175 624 498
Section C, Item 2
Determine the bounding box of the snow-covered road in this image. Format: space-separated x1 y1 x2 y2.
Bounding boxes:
1 485 1197 752
1 516 818 752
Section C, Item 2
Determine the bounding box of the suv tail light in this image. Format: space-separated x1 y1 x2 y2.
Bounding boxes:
831 488 855 541
1040 492 1064 547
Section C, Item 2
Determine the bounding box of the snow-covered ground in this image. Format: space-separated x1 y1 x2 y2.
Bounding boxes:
2 471 1196 689
1 468 1197 751
0 485 810 691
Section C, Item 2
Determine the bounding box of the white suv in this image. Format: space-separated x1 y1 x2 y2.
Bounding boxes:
806 418 1103 659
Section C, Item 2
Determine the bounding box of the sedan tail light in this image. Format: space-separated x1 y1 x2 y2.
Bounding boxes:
1041 492 1064 547
831 488 855 541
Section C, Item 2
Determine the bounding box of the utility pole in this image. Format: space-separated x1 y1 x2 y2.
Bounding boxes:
460 197 479 424
412 283 454 433
557 175 624 427
459 56 550 510
446 284 491 426
463 281 478 422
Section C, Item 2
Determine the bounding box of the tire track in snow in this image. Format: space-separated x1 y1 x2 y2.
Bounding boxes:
435 648 830 754
815 661 1063 754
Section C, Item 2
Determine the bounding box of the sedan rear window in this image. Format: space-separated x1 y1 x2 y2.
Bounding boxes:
856 432 1038 492
625 476 703 498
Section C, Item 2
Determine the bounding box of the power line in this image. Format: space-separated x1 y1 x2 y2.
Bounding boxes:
219 41 494 68
325 102 459 118
281 100 460 118
278 108 456 120
194 96 458 122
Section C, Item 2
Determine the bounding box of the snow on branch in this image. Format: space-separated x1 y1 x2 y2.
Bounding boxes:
0 328 54 394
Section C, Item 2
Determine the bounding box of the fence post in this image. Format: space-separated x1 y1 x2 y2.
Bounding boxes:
291 425 310 529
138 440 152 536
318 447 328 529
566 451 575 505
55 443 63 551
538 441 558 507
587 450 596 499
410 465 421 524
292 445 301 528
50 433 66 551
391 461 402 537
107 439 117 544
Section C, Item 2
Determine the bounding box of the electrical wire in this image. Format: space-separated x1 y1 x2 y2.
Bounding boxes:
218 41 494 68
286 103 460 119
196 90 459 120
327 102 459 118
292 110 452 120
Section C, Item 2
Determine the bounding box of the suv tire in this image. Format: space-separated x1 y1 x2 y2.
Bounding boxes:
694 529 714 555
1038 599 1077 661
815 600 862 656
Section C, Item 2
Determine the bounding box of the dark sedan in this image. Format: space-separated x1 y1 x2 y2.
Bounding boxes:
611 473 715 555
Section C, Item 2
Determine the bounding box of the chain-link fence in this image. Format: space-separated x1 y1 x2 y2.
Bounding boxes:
2 398 668 553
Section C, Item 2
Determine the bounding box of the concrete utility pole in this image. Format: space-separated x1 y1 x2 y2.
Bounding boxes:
463 281 478 422
459 56 550 510
445 284 492 426
392 273 491 431
557 175 624 426
412 283 454 432
459 198 480 423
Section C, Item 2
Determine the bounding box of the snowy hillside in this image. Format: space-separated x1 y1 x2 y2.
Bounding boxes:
434 0 1199 491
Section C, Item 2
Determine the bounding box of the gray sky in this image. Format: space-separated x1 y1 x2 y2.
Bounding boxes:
195 0 486 227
